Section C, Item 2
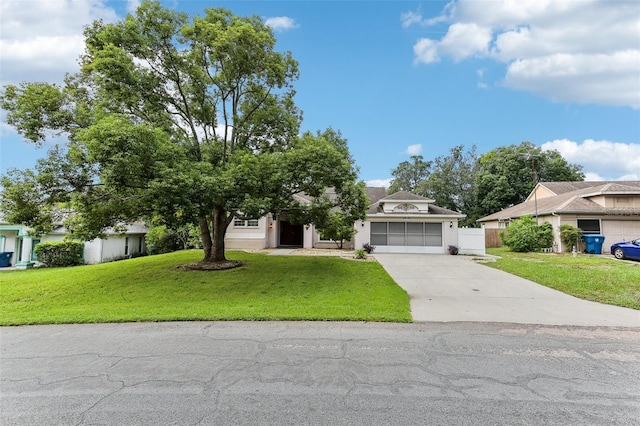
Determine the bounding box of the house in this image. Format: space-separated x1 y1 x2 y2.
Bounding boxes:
477 181 640 253
0 220 148 268
225 187 480 255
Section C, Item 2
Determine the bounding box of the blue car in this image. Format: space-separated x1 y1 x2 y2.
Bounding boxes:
611 238 640 261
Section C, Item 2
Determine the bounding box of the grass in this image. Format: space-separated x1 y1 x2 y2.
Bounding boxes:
486 247 640 310
0 250 411 325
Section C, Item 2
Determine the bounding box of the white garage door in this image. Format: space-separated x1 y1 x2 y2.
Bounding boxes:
602 219 640 253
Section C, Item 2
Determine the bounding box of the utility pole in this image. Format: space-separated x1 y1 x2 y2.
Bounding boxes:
521 151 541 224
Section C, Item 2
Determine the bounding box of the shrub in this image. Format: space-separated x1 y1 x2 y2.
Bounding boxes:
559 224 582 252
145 225 181 255
34 240 84 267
362 242 375 254
146 224 201 255
500 216 554 252
354 249 367 259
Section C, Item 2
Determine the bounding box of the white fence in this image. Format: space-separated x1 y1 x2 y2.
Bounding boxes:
458 228 486 256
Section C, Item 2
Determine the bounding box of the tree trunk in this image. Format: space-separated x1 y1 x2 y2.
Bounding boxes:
202 206 228 263
199 215 213 260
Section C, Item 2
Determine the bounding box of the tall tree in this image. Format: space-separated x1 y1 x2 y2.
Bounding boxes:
419 145 479 226
474 141 584 218
0 1 365 266
388 155 431 194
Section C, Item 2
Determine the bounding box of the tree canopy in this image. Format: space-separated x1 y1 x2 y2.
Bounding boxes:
388 155 431 194
474 141 584 219
418 145 478 226
387 142 584 225
1 1 366 265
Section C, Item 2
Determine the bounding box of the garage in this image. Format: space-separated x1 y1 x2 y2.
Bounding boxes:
370 221 444 253
602 219 640 253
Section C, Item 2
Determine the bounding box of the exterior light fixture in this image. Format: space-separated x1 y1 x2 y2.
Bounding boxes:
449 221 454 228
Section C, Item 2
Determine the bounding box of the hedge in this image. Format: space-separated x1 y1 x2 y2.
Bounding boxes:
34 241 84 267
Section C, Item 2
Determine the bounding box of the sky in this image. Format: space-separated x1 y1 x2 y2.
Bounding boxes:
1 0 639 187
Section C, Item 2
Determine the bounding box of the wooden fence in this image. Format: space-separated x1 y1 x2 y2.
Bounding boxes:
485 228 504 248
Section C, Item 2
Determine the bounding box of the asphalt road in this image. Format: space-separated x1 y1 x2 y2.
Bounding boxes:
2 321 639 425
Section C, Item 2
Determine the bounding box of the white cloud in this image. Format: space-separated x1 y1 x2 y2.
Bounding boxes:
0 0 119 85
541 139 640 181
405 0 640 108
401 10 423 29
365 179 392 188
127 0 140 13
405 144 423 155
265 16 298 32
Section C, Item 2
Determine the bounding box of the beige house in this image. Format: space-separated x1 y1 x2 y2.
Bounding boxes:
225 187 468 254
477 181 640 253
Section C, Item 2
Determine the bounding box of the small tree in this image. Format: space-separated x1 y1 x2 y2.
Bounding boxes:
315 211 356 249
559 224 582 252
500 216 553 252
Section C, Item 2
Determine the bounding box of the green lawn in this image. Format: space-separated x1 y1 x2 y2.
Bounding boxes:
486 247 640 310
0 250 411 325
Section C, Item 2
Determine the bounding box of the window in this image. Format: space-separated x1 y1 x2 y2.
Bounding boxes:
125 237 129 256
234 219 259 227
577 219 600 235
31 239 41 261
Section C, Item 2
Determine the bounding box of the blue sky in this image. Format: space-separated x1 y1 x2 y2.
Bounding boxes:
1 0 639 185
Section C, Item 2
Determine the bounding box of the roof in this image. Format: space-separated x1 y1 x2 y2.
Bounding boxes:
50 222 149 235
537 181 640 196
479 181 640 222
378 191 433 202
365 187 387 205
365 188 463 217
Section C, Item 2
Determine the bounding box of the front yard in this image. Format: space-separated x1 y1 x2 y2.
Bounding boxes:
0 250 411 325
486 248 640 310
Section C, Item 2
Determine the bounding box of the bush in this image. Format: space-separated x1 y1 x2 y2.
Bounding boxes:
354 249 367 259
34 241 84 267
145 225 201 255
500 216 554 252
559 224 582 252
362 243 375 254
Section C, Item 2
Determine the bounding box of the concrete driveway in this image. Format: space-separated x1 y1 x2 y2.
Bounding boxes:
374 254 640 327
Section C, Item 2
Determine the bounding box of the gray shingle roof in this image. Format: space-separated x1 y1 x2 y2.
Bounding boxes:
379 191 432 201
539 181 640 196
479 181 640 222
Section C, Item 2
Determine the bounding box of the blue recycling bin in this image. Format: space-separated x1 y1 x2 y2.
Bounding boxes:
582 235 605 254
0 252 13 267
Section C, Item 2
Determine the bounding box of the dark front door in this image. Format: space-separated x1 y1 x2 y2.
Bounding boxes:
279 221 303 247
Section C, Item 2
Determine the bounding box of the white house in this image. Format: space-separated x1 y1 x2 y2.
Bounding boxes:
225 187 481 255
0 221 148 268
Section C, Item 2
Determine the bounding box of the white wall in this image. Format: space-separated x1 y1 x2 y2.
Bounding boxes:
458 228 486 256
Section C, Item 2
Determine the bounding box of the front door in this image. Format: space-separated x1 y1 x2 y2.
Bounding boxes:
279 221 303 247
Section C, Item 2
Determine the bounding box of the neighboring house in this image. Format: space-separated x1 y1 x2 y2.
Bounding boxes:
477 181 640 253
0 220 148 267
225 187 478 255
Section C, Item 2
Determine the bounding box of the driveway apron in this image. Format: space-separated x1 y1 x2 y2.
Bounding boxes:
374 254 640 327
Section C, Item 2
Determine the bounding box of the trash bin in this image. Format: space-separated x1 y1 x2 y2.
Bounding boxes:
582 235 605 254
0 252 13 267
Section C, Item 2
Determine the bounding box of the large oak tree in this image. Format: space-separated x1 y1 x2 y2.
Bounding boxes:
1 1 366 265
